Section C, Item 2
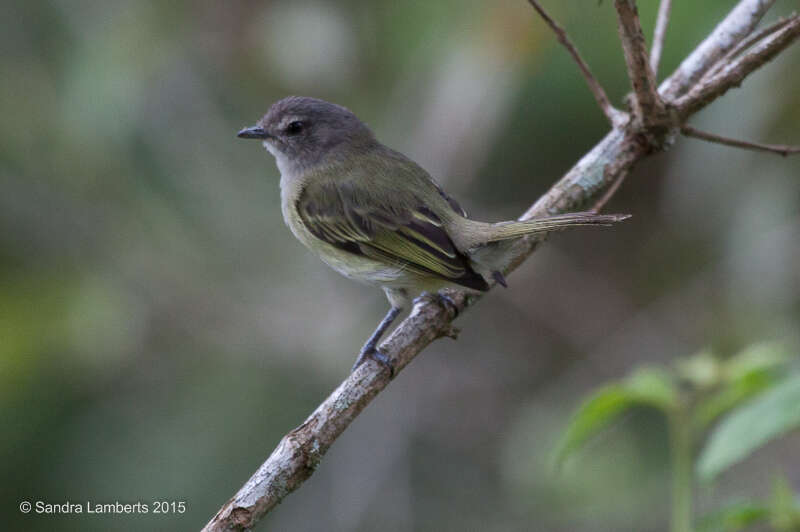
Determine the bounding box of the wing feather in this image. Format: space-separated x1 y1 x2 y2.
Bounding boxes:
296 180 488 291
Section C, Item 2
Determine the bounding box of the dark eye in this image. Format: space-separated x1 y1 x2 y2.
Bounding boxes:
285 121 305 135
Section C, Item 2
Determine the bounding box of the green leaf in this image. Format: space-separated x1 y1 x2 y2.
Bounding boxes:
624 367 680 410
723 342 792 382
697 500 769 532
769 475 800 531
694 342 794 430
697 374 800 480
697 477 800 531
693 370 774 431
553 384 633 467
553 368 677 467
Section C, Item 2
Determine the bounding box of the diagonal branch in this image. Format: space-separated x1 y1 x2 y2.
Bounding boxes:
202 294 461 531
699 14 797 84
614 0 665 125
650 0 672 78
659 0 777 101
726 14 797 60
203 2 800 530
674 14 800 118
527 0 625 127
681 125 800 156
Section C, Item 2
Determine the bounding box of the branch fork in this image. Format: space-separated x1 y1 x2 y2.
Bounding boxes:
614 0 667 129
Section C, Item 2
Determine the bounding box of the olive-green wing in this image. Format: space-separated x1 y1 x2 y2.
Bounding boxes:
296 180 488 291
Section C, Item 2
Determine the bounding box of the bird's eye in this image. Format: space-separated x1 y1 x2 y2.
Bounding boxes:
285 121 305 135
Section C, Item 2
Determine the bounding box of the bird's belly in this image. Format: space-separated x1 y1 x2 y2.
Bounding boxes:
319 249 408 285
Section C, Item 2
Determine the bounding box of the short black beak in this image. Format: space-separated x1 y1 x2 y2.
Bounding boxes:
237 126 270 139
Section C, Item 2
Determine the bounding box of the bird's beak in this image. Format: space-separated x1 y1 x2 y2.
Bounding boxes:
237 126 271 139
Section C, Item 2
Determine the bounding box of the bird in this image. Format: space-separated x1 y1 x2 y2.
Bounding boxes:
238 96 628 375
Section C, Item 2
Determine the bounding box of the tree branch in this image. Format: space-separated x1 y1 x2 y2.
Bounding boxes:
614 0 664 125
203 1 800 530
674 14 800 118
659 0 777 101
650 0 672 77
202 294 461 531
526 0 625 127
681 125 800 156
700 14 796 84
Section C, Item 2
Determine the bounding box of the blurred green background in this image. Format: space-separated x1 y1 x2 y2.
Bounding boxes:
2 1 799 530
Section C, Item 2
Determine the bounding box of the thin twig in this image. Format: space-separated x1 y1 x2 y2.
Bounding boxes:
614 0 665 124
650 0 672 77
681 125 800 156
526 0 625 127
592 171 630 213
700 15 796 84
675 15 800 118
725 14 796 62
659 0 777 101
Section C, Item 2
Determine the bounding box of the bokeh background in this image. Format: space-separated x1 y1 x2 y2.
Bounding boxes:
2 1 799 530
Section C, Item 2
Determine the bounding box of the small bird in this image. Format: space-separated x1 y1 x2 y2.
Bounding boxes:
238 96 628 375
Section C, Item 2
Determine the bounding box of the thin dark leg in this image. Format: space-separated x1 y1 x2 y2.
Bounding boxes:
352 306 401 376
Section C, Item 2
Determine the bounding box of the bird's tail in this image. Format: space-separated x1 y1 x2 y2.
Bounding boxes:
463 212 630 246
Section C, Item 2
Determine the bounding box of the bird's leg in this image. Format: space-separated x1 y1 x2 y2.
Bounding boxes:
352 306 401 376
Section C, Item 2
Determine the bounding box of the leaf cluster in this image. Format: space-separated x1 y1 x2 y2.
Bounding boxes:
554 342 800 530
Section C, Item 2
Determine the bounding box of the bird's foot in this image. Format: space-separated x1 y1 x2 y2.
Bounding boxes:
352 347 395 378
413 291 460 318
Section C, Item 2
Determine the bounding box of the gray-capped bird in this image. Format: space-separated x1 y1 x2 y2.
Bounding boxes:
238 96 628 375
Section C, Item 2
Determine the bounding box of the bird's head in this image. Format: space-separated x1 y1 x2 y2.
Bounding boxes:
238 96 375 175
